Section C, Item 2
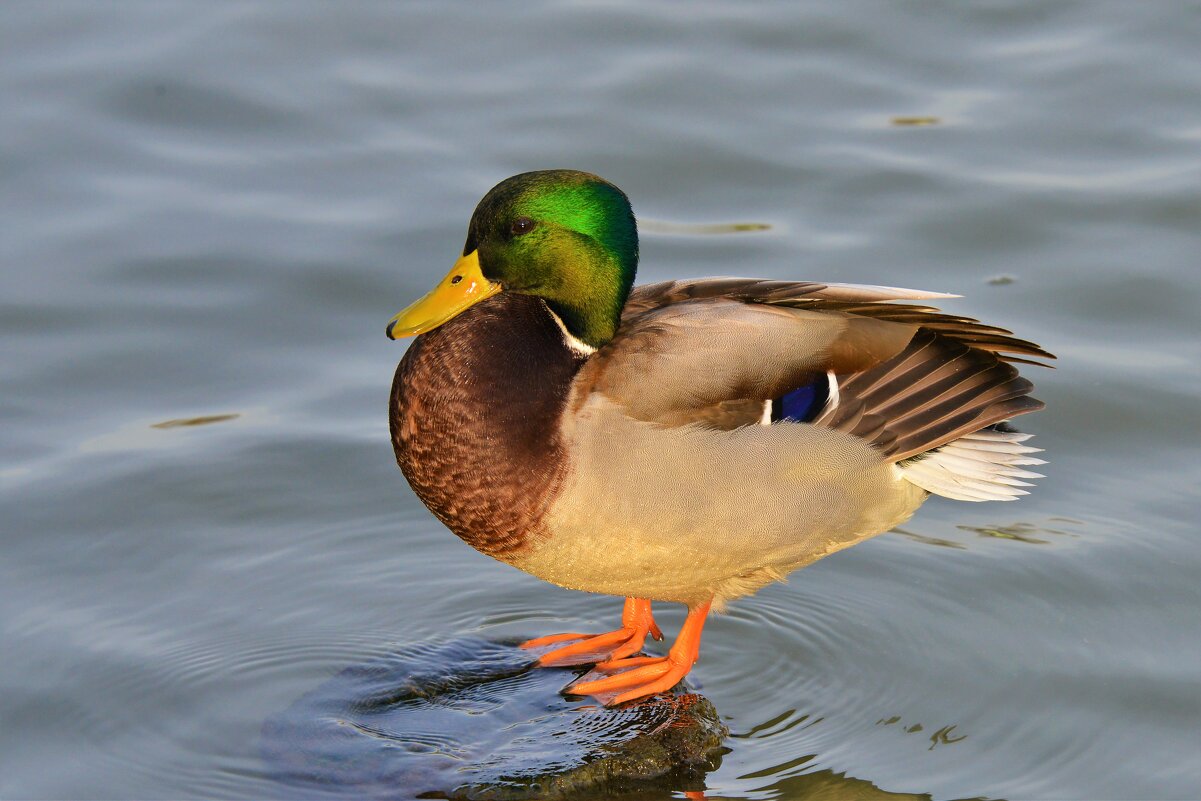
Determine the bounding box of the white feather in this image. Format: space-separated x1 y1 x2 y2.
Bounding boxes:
823 370 840 414
900 426 1045 502
759 400 772 426
544 301 597 357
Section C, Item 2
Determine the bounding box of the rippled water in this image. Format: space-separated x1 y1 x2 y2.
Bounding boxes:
3 3 1200 799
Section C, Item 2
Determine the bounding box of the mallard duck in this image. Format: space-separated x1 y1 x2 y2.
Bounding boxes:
386 170 1052 706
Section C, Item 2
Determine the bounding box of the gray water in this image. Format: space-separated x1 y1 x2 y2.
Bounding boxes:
3 3 1200 799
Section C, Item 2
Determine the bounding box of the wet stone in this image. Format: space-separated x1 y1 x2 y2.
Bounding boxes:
262 637 727 799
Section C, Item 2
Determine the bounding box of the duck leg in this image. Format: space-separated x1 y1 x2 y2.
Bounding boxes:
567 599 712 706
519 597 663 667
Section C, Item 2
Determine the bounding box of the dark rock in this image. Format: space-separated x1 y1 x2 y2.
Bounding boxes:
262 637 726 800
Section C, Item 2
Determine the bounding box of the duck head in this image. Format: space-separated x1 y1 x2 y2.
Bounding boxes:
387 170 639 349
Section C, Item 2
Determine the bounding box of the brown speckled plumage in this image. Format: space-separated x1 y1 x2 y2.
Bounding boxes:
390 293 584 559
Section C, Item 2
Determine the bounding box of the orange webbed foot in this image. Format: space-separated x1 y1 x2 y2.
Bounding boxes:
519 597 662 667
567 600 711 706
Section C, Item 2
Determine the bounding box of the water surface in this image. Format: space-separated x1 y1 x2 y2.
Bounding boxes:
3 3 1200 799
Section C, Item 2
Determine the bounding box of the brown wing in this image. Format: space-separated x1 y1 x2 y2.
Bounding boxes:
759 298 1054 460
621 277 958 322
580 297 919 428
586 278 1054 460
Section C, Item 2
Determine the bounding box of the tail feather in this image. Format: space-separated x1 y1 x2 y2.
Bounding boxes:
900 428 1047 502
808 318 1052 502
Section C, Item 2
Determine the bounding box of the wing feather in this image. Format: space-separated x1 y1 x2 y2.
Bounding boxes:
579 278 1054 470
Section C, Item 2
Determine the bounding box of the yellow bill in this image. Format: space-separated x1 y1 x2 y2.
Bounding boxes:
386 250 501 339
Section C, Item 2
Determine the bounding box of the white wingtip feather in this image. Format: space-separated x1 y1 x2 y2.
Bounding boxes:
901 427 1045 502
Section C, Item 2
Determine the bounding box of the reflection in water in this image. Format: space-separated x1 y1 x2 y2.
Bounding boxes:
892 528 967 550
893 518 1082 549
638 219 773 235
262 638 725 799
729 708 822 741
720 707 981 800
261 637 989 800
77 409 269 454
747 768 985 801
150 413 241 428
877 716 968 751
957 520 1080 545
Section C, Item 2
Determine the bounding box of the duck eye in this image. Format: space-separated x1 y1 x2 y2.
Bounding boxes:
510 217 537 236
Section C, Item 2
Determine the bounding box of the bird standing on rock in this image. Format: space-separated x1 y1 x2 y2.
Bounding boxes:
386 169 1052 706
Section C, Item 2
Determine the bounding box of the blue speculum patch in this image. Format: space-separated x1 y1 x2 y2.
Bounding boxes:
772 375 830 423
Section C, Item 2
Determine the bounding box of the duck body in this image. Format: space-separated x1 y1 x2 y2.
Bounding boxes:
521 390 925 608
386 170 1053 705
393 290 927 608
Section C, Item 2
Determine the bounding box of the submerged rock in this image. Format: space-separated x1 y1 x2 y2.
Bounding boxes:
262 637 726 800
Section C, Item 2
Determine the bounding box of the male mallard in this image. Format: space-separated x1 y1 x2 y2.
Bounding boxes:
387 170 1052 706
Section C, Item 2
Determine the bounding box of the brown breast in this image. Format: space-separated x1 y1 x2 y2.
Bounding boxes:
389 293 584 560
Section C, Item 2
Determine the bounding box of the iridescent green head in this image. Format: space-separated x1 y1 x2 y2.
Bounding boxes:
466 170 638 347
386 170 638 349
